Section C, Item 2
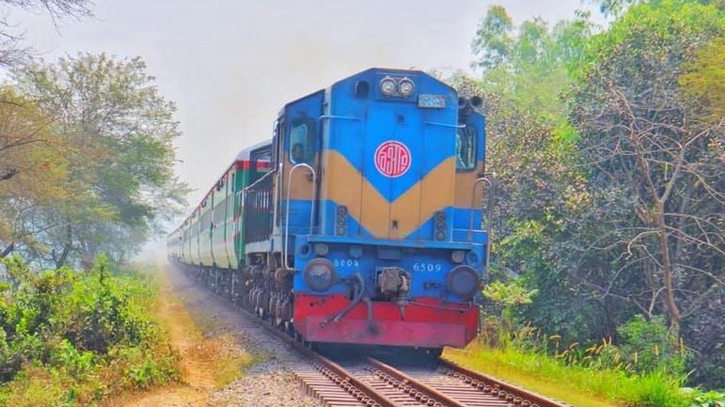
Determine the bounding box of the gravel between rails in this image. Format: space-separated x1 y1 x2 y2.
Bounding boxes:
165 265 323 407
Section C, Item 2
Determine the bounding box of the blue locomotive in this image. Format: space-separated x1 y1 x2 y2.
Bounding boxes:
168 68 491 352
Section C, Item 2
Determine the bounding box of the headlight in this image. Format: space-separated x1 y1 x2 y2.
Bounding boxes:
303 258 337 292
446 265 480 300
314 243 329 256
451 250 466 264
379 77 396 96
398 78 415 97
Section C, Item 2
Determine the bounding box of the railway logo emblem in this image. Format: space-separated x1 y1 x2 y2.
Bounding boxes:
374 141 411 178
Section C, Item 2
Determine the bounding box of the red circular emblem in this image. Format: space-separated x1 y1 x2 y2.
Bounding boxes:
374 141 411 178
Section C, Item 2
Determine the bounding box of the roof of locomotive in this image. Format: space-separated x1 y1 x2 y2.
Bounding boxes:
280 67 455 112
330 67 452 90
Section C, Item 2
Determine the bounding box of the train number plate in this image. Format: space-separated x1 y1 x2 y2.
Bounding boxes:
418 94 446 109
413 262 443 272
333 258 360 269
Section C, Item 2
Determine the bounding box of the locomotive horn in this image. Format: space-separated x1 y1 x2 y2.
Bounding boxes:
470 96 483 108
458 97 468 108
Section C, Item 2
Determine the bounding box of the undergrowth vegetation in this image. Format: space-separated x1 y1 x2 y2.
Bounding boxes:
447 340 689 407
446 312 724 407
0 255 178 407
453 315 690 407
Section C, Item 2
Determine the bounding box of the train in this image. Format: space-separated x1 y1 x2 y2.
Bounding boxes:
167 68 491 354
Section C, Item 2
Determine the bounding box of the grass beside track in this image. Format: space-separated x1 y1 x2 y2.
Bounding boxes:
445 343 690 407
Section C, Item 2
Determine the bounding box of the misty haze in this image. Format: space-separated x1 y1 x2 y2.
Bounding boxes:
1 1 723 407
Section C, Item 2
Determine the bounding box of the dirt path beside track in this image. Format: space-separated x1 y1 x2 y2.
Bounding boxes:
104 265 320 407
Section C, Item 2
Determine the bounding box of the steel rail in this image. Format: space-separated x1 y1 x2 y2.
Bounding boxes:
367 357 467 407
438 358 569 407
189 266 395 407
262 325 396 407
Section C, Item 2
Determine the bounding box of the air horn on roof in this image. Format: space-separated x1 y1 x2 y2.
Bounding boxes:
458 95 483 116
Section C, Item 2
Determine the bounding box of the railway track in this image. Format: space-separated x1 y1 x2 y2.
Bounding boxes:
186 268 569 407
363 357 567 407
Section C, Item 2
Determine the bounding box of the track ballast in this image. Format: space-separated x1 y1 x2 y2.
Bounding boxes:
182 265 569 407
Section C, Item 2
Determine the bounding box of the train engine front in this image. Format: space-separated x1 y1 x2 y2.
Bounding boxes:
274 68 488 350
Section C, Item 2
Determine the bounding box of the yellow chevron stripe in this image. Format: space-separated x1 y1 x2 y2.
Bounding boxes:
323 150 455 238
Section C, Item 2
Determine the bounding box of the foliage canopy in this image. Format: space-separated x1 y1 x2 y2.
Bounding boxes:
467 0 725 389
1 53 188 267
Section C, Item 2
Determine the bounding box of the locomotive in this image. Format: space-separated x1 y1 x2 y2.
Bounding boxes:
167 68 491 353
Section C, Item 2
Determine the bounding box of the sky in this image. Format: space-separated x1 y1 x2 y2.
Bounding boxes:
6 0 605 257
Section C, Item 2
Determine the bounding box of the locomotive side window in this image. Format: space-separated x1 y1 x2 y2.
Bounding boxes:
288 118 316 164
456 124 477 171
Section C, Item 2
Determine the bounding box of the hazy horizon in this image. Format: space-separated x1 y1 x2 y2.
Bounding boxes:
4 0 606 259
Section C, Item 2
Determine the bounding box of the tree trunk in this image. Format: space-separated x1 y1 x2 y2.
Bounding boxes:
54 223 73 269
631 131 682 334
0 243 14 258
655 200 681 334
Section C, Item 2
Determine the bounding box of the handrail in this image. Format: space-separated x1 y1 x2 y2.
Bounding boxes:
283 163 317 270
319 114 360 121
425 121 465 129
469 174 495 274
243 169 275 192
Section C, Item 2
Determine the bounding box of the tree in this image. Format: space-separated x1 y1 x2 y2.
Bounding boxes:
0 87 72 259
571 0 724 334
465 5 602 340
7 54 188 266
680 36 725 121
449 72 600 341
466 1 725 386
594 0 644 17
471 6 595 123
565 3 725 386
472 5 514 71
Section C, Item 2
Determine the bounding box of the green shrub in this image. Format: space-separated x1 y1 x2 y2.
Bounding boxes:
690 390 725 407
457 308 699 407
48 340 95 379
0 367 71 407
0 255 179 406
618 315 686 376
114 344 179 390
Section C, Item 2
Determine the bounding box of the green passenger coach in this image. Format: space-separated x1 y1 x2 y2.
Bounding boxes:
167 142 272 274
